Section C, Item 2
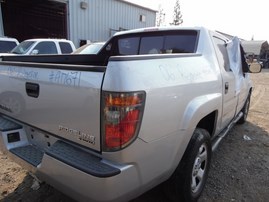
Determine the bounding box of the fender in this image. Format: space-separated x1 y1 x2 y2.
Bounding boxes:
164 93 222 177
180 93 222 135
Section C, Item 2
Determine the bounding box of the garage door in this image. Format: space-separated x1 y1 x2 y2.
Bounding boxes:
1 0 67 42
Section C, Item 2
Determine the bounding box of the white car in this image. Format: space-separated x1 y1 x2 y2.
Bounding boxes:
10 38 76 55
0 37 19 53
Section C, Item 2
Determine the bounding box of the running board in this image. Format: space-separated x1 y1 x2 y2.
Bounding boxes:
211 112 243 152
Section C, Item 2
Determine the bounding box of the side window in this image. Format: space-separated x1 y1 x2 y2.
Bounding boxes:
213 37 231 71
118 37 139 55
34 42 57 54
59 42 73 53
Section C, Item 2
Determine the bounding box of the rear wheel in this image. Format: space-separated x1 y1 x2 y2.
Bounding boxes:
164 128 212 202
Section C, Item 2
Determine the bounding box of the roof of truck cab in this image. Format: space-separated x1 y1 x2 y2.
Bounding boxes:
113 26 207 36
23 38 73 42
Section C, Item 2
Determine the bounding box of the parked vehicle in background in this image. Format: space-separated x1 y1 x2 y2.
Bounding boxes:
10 38 76 55
0 37 19 53
72 42 105 54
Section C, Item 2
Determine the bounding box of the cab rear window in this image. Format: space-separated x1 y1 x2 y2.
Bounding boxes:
117 30 198 55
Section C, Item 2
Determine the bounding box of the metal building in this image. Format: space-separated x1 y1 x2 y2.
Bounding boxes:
69 0 156 46
0 0 156 48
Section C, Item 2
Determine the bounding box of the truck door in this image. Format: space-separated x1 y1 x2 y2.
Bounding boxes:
230 44 249 116
213 37 237 129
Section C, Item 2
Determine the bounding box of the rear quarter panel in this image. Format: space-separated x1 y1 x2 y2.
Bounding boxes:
101 52 222 190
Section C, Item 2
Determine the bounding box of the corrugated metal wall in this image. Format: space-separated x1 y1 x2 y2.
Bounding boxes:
68 0 156 47
0 7 3 36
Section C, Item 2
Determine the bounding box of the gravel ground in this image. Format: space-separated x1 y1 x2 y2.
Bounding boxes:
201 69 269 202
1 69 269 202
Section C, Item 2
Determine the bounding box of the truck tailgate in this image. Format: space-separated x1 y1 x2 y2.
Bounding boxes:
0 62 105 152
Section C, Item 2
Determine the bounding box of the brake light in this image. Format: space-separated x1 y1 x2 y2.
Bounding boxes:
102 91 146 151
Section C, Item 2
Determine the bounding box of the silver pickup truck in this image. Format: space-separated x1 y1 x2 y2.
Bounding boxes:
0 27 261 202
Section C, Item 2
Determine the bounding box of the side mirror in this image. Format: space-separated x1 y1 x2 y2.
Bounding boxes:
31 49 39 55
249 62 262 73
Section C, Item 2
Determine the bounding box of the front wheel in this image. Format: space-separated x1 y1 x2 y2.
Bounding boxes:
164 128 212 202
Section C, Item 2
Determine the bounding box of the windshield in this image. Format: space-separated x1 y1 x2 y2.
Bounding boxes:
73 43 105 54
0 41 18 53
11 41 35 54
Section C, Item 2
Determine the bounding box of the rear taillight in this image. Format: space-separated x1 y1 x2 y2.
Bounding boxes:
102 91 145 152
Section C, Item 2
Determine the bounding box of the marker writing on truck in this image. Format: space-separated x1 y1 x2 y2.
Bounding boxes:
49 70 81 87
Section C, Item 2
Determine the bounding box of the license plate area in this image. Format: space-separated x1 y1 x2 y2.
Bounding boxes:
25 126 58 151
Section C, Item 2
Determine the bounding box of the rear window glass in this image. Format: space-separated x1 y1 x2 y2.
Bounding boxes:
164 35 197 53
139 36 163 54
59 42 73 53
0 41 18 52
117 30 198 55
118 37 139 55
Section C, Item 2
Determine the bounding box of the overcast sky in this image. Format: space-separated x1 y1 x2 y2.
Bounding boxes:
127 0 268 41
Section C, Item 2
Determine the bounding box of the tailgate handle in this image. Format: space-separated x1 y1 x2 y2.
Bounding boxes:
26 82 40 98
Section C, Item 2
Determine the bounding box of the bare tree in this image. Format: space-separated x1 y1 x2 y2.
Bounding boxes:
171 0 183 26
156 5 166 27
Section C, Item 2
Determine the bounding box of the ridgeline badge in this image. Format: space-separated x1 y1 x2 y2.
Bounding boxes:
59 125 95 145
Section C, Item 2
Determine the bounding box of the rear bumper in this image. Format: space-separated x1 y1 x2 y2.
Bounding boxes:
37 154 139 202
0 115 141 202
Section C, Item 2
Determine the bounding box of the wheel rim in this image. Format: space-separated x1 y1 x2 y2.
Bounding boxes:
191 143 208 194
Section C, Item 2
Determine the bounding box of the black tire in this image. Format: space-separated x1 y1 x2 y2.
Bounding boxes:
237 94 251 124
164 128 212 202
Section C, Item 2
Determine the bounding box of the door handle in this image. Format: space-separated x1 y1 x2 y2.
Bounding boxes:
225 82 229 94
25 82 40 98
